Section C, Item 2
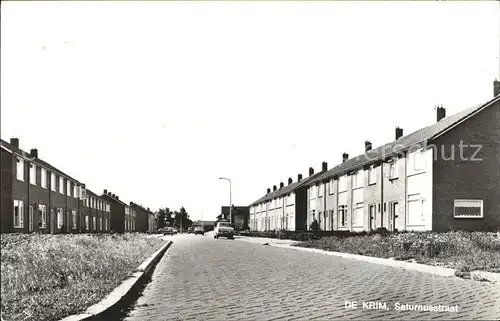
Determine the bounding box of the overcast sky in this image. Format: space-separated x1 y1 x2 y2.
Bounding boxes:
1 1 499 222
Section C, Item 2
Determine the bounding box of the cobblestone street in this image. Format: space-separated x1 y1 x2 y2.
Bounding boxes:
124 234 500 320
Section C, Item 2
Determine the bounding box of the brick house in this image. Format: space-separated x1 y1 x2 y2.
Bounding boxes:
305 84 500 232
249 163 327 232
80 189 111 233
218 206 249 230
130 202 152 233
1 138 86 233
100 190 132 233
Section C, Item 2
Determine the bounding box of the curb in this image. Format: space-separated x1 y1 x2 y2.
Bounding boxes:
470 270 500 283
59 240 173 321
267 243 458 277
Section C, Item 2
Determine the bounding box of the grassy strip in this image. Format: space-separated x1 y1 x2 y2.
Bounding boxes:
293 231 500 274
1 233 166 321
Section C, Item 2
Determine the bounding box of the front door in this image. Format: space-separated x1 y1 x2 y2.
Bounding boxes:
50 209 55 233
369 205 376 231
389 202 399 232
29 206 34 232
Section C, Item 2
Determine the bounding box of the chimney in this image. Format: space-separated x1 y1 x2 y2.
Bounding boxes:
298 173 302 181
365 141 372 152
112 193 116 198
116 196 119 200
494 79 500 97
279 182 284 189
30 148 38 158
436 105 446 122
395 127 403 140
104 189 108 195
322 161 328 171
10 138 19 148
342 153 349 163
309 167 314 176
288 177 293 185
108 192 112 196
273 185 277 192
267 188 271 194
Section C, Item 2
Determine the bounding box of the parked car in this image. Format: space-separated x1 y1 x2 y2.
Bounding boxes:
214 221 234 239
194 226 205 235
188 227 195 234
239 229 250 236
163 227 177 235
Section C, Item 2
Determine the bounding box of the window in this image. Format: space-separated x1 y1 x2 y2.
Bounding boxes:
329 179 335 194
310 185 316 199
41 168 47 189
389 161 398 179
93 217 96 230
338 205 347 227
13 200 24 228
51 173 56 191
352 203 364 227
318 183 323 197
91 197 95 209
67 181 71 196
353 171 364 189
106 204 110 212
413 150 426 171
59 177 64 194
72 210 77 229
16 158 24 181
57 208 64 229
125 207 129 215
339 176 347 192
454 200 483 218
408 194 424 225
85 216 89 230
74 185 79 198
368 166 376 185
105 218 108 230
30 163 36 185
38 204 47 228
99 218 103 230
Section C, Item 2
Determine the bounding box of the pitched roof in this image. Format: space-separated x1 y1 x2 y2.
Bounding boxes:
1 138 83 184
249 170 325 206
306 96 499 187
101 193 128 206
130 202 153 213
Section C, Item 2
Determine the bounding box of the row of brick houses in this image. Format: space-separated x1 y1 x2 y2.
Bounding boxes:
249 81 500 233
0 138 155 234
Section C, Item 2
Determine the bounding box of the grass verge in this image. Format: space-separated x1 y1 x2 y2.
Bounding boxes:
293 231 500 275
1 233 166 321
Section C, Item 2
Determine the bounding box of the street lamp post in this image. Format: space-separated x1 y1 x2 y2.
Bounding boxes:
218 177 232 224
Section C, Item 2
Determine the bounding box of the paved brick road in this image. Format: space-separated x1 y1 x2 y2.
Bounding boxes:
123 234 500 321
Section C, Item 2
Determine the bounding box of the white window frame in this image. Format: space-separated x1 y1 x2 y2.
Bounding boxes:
352 202 364 227
85 216 89 231
310 185 316 200
16 157 24 181
105 218 108 230
74 185 79 198
51 173 56 191
41 168 47 189
318 183 323 197
13 200 24 228
453 200 483 218
413 149 426 171
38 204 47 228
353 171 363 189
99 217 103 230
329 179 335 195
29 163 37 185
389 161 398 179
339 176 347 192
59 177 64 194
57 208 64 229
67 181 71 196
72 210 77 229
93 217 97 230
368 166 376 185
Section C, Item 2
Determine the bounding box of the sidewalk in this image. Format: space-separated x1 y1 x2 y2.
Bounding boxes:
235 235 299 245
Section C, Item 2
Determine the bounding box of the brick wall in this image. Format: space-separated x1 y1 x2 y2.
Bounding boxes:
432 100 500 231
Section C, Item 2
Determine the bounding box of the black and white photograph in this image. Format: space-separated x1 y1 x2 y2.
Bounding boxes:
1 0 499 320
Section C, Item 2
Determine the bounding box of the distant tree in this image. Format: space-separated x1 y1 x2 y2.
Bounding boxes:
156 207 174 229
172 207 193 231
